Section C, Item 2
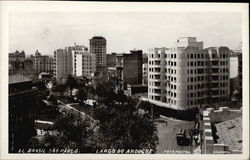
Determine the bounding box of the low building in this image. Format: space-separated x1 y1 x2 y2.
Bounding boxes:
9 74 38 153
127 84 148 97
9 50 25 62
201 107 242 154
9 50 29 75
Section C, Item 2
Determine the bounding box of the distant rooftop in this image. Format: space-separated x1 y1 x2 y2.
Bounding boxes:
9 74 31 84
215 117 242 152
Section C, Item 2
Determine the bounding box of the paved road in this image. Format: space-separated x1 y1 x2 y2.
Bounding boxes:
57 101 95 122
156 118 194 154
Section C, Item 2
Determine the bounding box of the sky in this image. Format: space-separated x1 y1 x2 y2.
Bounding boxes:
9 12 242 56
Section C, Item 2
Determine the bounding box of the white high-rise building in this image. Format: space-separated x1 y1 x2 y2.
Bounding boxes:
71 46 83 77
54 44 96 81
148 37 230 111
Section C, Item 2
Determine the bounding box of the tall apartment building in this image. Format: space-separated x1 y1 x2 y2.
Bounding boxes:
116 50 143 92
82 52 96 77
54 48 71 81
90 36 107 79
148 37 230 111
33 50 53 74
90 36 106 67
71 46 83 77
54 44 96 81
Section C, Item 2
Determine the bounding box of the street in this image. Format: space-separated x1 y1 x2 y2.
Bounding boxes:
156 118 194 154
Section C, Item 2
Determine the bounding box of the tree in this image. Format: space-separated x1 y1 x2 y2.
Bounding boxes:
94 97 159 152
47 94 59 116
47 94 58 106
138 101 152 114
54 113 96 153
76 88 88 105
51 77 57 88
52 84 66 97
65 75 78 98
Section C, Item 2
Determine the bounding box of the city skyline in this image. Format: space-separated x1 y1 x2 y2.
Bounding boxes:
9 12 241 56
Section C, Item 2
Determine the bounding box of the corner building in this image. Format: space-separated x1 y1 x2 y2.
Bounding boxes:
148 37 230 111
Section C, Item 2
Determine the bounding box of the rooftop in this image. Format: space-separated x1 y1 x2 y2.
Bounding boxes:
215 117 242 152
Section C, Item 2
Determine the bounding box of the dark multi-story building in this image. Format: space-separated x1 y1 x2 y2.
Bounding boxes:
115 50 143 92
90 36 107 82
107 53 117 68
9 74 37 153
90 36 107 68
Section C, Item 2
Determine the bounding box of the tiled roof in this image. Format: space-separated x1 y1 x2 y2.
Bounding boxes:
215 117 242 152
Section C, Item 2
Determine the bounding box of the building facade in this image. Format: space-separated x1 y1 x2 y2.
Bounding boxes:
90 36 107 68
54 48 71 81
115 50 143 92
54 44 96 81
107 53 117 68
148 37 230 111
71 46 83 77
142 63 148 85
9 74 37 153
34 50 54 74
9 50 25 62
82 52 96 77
9 50 26 73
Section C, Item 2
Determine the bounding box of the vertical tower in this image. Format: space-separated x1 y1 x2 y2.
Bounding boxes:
71 45 83 77
89 36 107 71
